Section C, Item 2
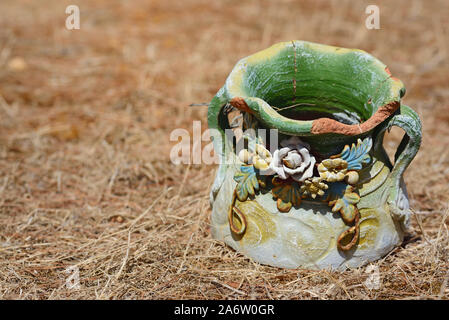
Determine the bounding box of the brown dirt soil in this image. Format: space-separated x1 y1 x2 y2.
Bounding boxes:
0 0 448 299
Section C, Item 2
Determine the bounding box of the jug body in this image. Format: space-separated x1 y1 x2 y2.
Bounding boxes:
208 41 421 269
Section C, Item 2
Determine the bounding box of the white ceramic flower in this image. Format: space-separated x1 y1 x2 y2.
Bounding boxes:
269 136 316 182
238 144 274 175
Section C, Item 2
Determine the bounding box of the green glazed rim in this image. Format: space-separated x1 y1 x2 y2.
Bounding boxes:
210 40 406 137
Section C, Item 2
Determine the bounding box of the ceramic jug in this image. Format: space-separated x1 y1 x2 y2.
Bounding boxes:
208 41 421 270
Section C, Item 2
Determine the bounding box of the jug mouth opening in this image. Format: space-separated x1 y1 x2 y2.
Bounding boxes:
229 96 400 136
224 41 406 136
275 104 362 125
308 100 400 135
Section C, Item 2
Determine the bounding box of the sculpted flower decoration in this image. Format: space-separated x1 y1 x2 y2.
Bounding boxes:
318 137 372 184
269 136 316 182
252 144 273 172
232 134 373 252
300 177 328 199
318 158 348 182
238 144 274 175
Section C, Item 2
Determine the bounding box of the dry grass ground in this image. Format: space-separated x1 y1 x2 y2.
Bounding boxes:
0 0 448 299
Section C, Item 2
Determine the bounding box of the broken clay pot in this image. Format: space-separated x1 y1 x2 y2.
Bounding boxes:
208 41 421 270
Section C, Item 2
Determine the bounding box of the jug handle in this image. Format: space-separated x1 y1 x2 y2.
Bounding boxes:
374 104 422 221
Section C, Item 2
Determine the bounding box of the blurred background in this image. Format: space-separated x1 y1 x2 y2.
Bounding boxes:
0 0 448 299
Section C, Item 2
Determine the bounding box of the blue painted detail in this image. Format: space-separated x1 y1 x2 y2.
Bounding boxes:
324 182 360 221
340 137 372 170
324 181 347 200
234 165 260 201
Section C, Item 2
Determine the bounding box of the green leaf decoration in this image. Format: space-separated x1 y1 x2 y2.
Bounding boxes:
234 165 259 202
325 182 360 224
339 137 372 170
271 177 302 212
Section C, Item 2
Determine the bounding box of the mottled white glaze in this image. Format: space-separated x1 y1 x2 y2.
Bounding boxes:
211 156 406 270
